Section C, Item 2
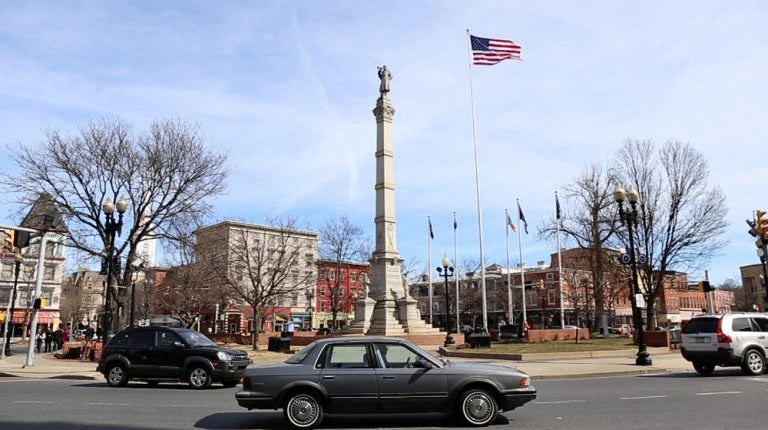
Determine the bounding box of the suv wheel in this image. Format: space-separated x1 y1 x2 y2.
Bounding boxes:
693 362 715 376
106 363 128 387
188 365 212 389
741 349 765 376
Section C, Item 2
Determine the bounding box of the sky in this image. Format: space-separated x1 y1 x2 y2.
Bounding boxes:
0 1 765 285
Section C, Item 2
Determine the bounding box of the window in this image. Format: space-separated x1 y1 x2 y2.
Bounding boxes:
323 344 369 369
320 270 327 281
157 331 181 346
753 317 768 332
338 271 344 281
350 273 357 282
1 265 12 280
373 343 423 369
731 318 753 332
547 290 556 305
44 265 56 281
329 271 336 281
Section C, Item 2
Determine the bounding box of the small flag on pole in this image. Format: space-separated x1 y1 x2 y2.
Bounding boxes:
453 212 457 231
556 193 562 221
470 34 522 65
428 217 434 239
518 202 529 234
506 212 516 232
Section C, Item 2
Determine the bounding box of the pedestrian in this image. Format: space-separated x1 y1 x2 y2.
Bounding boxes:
35 331 43 353
44 330 52 352
52 326 62 351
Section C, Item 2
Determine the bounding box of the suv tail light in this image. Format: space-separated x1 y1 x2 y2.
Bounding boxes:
716 317 732 344
242 376 251 390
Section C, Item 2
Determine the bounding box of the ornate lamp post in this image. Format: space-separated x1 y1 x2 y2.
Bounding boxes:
101 196 128 342
437 256 455 347
2 252 24 358
613 184 652 366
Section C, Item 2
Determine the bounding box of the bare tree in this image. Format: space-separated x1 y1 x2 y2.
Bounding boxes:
612 139 728 329
541 163 620 332
2 117 228 328
317 216 371 329
201 217 316 349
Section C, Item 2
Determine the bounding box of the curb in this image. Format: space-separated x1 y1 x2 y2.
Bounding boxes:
438 347 676 361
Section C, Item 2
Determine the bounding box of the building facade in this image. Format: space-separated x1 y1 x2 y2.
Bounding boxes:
194 221 318 334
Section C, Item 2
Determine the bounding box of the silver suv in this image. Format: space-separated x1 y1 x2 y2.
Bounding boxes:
681 312 768 376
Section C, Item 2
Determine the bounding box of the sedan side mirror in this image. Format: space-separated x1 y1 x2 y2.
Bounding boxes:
413 358 433 369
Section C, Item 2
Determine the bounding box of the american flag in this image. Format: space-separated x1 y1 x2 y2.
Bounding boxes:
470 34 521 65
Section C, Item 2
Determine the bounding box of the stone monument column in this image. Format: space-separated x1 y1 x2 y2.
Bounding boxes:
346 66 439 336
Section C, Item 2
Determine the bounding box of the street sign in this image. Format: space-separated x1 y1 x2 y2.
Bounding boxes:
636 294 646 308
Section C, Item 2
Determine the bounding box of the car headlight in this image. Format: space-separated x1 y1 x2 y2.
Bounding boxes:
217 351 233 361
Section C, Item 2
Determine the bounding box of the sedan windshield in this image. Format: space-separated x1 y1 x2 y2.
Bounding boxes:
178 330 218 347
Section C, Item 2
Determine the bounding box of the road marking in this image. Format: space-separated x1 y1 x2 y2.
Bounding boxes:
89 402 131 406
535 400 587 404
695 391 741 396
620 395 668 400
745 377 768 382
14 400 54 404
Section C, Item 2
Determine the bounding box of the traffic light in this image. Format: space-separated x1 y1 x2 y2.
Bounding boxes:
757 210 768 241
13 230 30 249
697 281 712 293
3 229 14 251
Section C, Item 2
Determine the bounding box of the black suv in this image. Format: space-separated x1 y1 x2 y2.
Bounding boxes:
97 326 251 389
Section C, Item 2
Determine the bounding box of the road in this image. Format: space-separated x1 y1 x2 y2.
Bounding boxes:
2 369 767 430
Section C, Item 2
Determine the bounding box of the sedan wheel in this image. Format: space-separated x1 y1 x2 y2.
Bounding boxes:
284 392 323 429
458 388 498 427
188 365 212 389
741 349 765 376
106 364 128 387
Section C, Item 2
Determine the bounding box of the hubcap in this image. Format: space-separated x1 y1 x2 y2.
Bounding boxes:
191 369 207 386
289 396 318 426
748 353 763 372
464 393 493 423
108 367 123 384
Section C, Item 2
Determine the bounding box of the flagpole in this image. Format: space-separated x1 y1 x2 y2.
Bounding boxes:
467 29 488 333
517 199 527 330
556 191 565 329
505 209 513 325
428 216 433 324
453 212 460 330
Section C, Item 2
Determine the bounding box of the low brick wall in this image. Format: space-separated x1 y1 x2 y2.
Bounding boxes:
636 330 673 348
212 331 449 350
527 329 590 343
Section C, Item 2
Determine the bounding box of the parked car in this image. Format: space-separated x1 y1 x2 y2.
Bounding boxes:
680 312 768 376
97 326 251 389
235 336 536 429
609 324 632 335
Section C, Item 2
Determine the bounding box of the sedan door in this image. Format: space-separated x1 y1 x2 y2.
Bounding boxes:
317 343 379 413
372 342 448 412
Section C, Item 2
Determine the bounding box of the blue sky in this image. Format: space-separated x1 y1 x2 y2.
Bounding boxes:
1 1 765 285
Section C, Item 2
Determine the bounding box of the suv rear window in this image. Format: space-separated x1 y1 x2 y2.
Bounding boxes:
682 317 718 334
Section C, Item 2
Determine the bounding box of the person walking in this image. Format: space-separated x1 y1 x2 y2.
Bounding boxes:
35 331 43 353
52 326 62 351
44 329 52 352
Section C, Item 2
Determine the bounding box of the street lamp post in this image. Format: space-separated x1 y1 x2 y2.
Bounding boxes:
129 263 145 328
2 252 23 358
101 197 128 342
436 256 455 347
613 183 652 366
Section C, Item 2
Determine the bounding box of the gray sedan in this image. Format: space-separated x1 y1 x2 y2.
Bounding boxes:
235 336 536 429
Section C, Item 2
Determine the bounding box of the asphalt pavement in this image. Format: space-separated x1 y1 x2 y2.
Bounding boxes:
0 338 694 381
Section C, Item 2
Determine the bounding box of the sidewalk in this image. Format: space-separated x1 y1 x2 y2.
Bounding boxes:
0 342 692 381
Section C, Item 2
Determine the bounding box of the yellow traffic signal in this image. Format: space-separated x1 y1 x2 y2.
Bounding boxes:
757 210 768 241
2 229 14 252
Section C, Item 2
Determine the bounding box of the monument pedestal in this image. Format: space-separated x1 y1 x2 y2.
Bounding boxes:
397 298 441 334
345 298 376 334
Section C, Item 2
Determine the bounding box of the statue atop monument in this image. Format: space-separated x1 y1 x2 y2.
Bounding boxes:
377 65 392 95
